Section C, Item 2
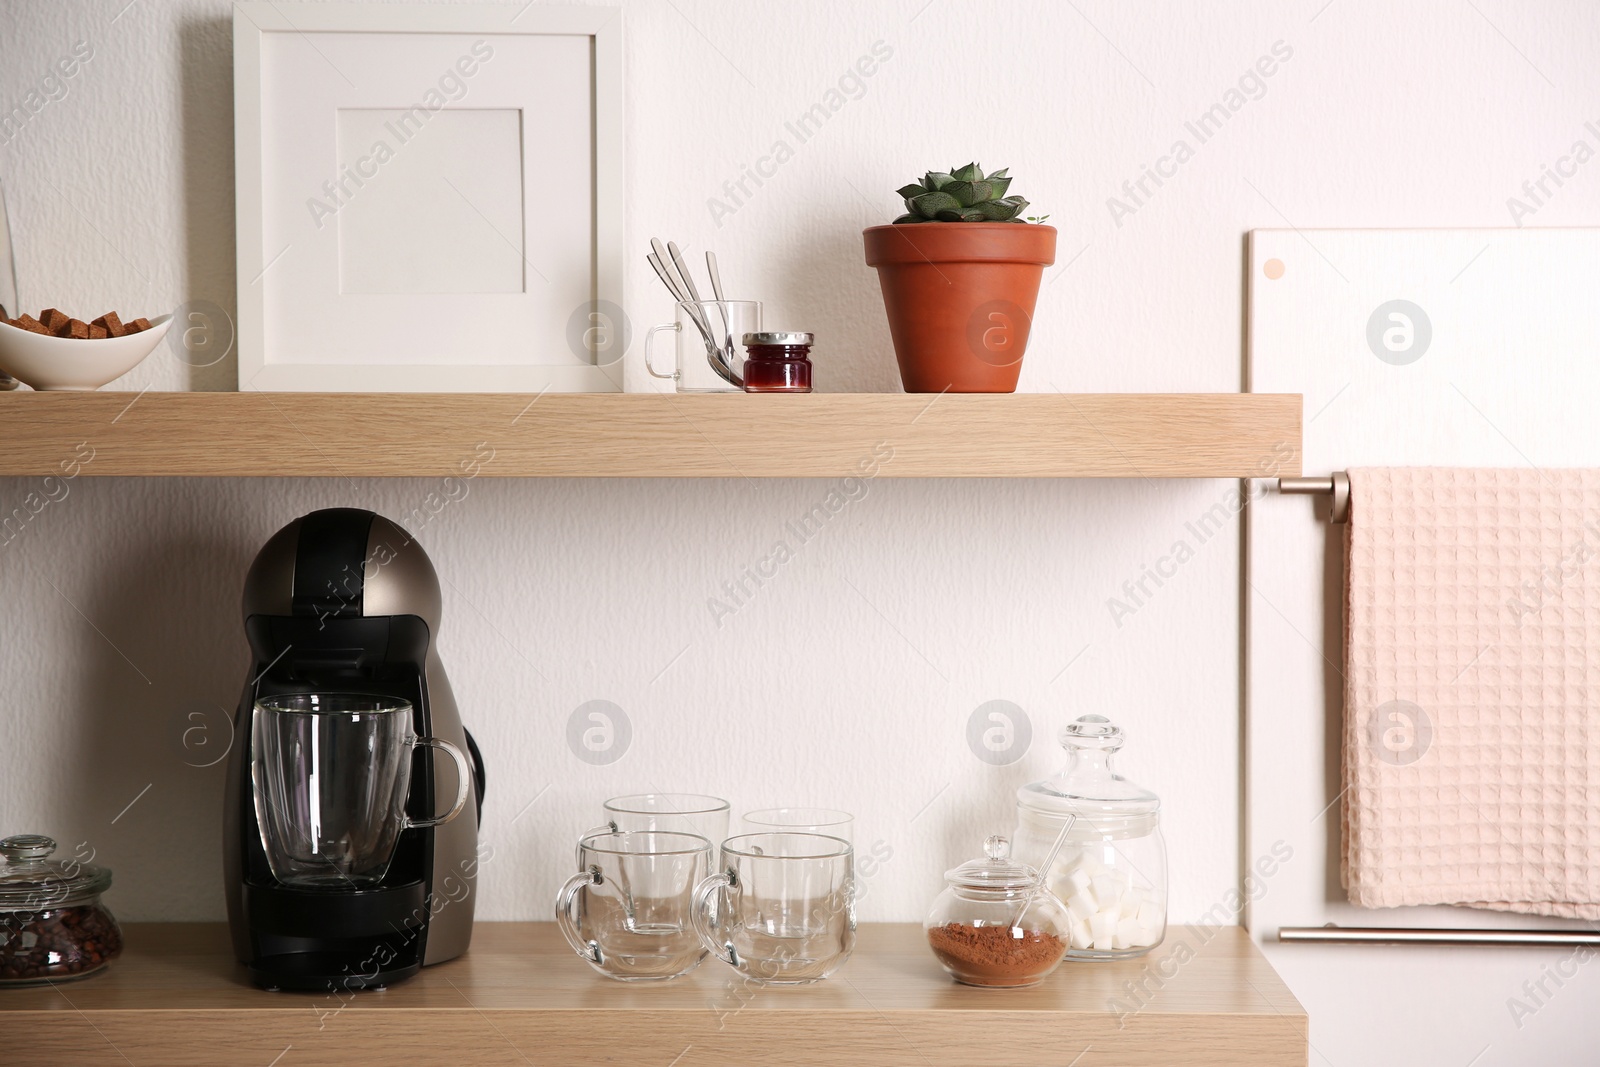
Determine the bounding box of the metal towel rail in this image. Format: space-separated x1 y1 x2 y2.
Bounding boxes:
1279 926 1600 946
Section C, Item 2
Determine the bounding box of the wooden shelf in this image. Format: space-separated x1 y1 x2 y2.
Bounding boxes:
0 392 1301 479
2 923 1306 1066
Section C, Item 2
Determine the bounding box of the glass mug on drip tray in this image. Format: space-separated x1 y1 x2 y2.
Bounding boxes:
252 694 471 888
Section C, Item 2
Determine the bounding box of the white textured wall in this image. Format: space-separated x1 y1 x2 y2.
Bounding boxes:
3 1 1600 1057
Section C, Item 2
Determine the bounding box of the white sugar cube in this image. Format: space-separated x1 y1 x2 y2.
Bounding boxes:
1070 917 1093 949
1114 917 1143 950
1064 866 1094 897
1091 874 1123 907
1089 912 1117 945
1066 892 1097 922
1119 894 1141 920
1136 900 1163 929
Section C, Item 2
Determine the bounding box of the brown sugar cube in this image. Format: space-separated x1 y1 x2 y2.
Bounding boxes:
55 318 90 340
87 323 107 339
91 312 126 337
125 317 152 334
40 308 70 332
14 313 49 335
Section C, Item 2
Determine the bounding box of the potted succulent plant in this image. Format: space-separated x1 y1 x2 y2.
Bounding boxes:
864 164 1056 393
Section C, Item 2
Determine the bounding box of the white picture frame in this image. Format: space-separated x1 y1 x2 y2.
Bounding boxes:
233 4 623 392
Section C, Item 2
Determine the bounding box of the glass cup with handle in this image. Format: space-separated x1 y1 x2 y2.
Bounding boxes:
252 693 470 888
584 794 731 845
691 832 856 985
645 300 761 392
556 830 713 981
742 807 854 846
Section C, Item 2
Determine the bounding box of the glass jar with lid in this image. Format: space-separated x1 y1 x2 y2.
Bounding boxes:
1014 715 1166 960
740 332 813 393
924 834 1070 987
0 834 123 985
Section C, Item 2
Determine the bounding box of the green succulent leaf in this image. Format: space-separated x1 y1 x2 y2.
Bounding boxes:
892 165 1032 221
912 190 963 219
974 198 1020 221
944 180 996 208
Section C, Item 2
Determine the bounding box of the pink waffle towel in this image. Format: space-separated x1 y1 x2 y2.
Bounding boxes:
1343 467 1600 917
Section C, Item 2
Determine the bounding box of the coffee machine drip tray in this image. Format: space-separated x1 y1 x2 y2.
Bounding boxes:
243 879 427 991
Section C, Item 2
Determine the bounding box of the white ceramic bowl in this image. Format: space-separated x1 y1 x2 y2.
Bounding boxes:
0 314 172 391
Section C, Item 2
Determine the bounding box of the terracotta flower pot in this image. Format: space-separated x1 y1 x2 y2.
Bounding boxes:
864 223 1056 393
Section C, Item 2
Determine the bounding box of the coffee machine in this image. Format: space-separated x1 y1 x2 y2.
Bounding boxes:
224 508 486 991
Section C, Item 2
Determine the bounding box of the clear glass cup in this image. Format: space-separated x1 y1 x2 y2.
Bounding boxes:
586 794 731 844
742 807 854 846
645 299 761 392
692 832 855 985
252 693 470 888
556 830 713 981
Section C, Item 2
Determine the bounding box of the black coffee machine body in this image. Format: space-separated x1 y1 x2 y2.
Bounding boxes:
224 508 485 991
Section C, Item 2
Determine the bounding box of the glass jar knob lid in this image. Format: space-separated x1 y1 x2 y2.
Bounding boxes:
0 834 111 908
1017 714 1160 817
945 835 1040 891
0 834 54 862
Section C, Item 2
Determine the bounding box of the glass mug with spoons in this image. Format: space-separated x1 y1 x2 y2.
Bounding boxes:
692 832 856 984
252 693 470 888
556 831 713 981
645 300 761 392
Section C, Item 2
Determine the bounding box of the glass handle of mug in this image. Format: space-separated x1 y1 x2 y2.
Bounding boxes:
645 323 680 380
691 871 740 968
555 867 604 964
405 737 471 829
575 822 616 868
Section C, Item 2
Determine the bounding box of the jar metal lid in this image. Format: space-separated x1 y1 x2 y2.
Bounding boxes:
743 332 814 346
0 835 111 910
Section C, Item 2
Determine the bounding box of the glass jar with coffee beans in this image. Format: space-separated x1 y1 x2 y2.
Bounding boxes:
0 834 123 985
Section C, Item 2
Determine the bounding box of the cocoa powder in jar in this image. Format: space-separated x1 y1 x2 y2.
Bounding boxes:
927 921 1065 987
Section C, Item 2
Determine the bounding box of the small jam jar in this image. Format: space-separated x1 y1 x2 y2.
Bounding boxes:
741 332 813 393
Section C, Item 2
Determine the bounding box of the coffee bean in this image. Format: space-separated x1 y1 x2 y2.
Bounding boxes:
0 905 122 983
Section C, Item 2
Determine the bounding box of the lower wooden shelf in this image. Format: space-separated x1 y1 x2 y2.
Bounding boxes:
2 922 1306 1066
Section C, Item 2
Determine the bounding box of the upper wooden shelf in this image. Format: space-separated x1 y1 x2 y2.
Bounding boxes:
3 922 1306 1066
0 392 1300 479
